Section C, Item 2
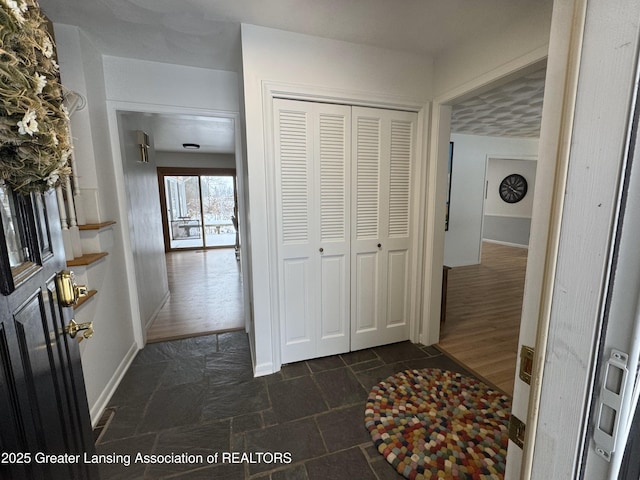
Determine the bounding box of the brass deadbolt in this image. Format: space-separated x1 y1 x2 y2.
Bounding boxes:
56 270 88 307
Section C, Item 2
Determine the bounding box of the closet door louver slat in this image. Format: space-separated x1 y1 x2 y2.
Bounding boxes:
279 110 310 244
320 113 348 242
355 117 381 240
389 120 412 238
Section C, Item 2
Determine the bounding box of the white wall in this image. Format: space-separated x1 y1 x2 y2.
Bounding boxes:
241 24 433 375
483 157 537 246
118 112 169 329
236 42 254 343
433 1 553 98
54 25 98 190
54 25 139 423
102 56 239 112
155 152 236 169
444 133 538 266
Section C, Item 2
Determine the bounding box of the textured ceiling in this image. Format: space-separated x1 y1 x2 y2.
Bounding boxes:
451 68 546 138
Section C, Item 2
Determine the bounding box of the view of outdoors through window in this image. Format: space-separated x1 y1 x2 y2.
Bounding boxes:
164 174 236 249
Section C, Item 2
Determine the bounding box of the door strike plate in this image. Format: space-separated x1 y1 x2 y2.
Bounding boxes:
519 345 535 384
508 414 526 449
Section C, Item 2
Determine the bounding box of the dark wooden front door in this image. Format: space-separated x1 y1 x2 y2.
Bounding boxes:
0 187 97 479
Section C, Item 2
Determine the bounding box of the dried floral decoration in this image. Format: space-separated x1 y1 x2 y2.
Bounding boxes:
0 0 71 194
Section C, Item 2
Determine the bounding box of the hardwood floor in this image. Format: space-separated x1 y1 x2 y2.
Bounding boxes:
146 248 245 343
437 241 528 396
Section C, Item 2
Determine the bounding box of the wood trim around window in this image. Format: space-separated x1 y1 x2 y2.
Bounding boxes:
157 167 237 252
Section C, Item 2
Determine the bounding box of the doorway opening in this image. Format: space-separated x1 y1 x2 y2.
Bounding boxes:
158 167 239 253
115 109 247 344
437 65 546 397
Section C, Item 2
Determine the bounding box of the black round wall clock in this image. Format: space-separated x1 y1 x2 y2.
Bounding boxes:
499 174 528 203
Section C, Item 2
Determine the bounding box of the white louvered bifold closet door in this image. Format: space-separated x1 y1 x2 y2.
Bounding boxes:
274 99 351 364
350 107 417 351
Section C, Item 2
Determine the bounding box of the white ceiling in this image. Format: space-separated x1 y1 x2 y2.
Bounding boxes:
44 0 550 152
149 114 235 154
40 0 549 72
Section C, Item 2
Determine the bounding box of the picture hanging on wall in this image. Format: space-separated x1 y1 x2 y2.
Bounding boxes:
445 142 454 231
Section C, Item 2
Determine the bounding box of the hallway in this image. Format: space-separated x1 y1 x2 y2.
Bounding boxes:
147 249 244 343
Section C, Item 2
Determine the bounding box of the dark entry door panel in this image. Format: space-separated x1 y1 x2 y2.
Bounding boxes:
0 188 97 480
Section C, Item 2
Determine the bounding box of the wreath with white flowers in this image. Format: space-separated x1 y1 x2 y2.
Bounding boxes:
0 0 72 194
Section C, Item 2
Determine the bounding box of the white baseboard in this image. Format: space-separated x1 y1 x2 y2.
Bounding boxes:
254 361 276 377
89 341 139 427
145 290 170 331
482 238 529 249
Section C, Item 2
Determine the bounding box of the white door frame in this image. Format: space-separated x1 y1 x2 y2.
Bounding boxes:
105 101 249 348
581 57 640 479
531 0 640 477
422 1 587 477
420 50 548 347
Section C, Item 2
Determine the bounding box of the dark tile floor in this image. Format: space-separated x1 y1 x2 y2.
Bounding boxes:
96 331 476 480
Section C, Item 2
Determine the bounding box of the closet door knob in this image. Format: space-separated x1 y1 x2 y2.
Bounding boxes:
319 247 324 253
377 243 382 249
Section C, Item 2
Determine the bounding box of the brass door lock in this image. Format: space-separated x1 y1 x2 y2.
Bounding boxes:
56 270 88 307
65 319 94 339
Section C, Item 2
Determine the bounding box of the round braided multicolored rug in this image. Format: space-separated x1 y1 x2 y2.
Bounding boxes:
365 368 511 480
